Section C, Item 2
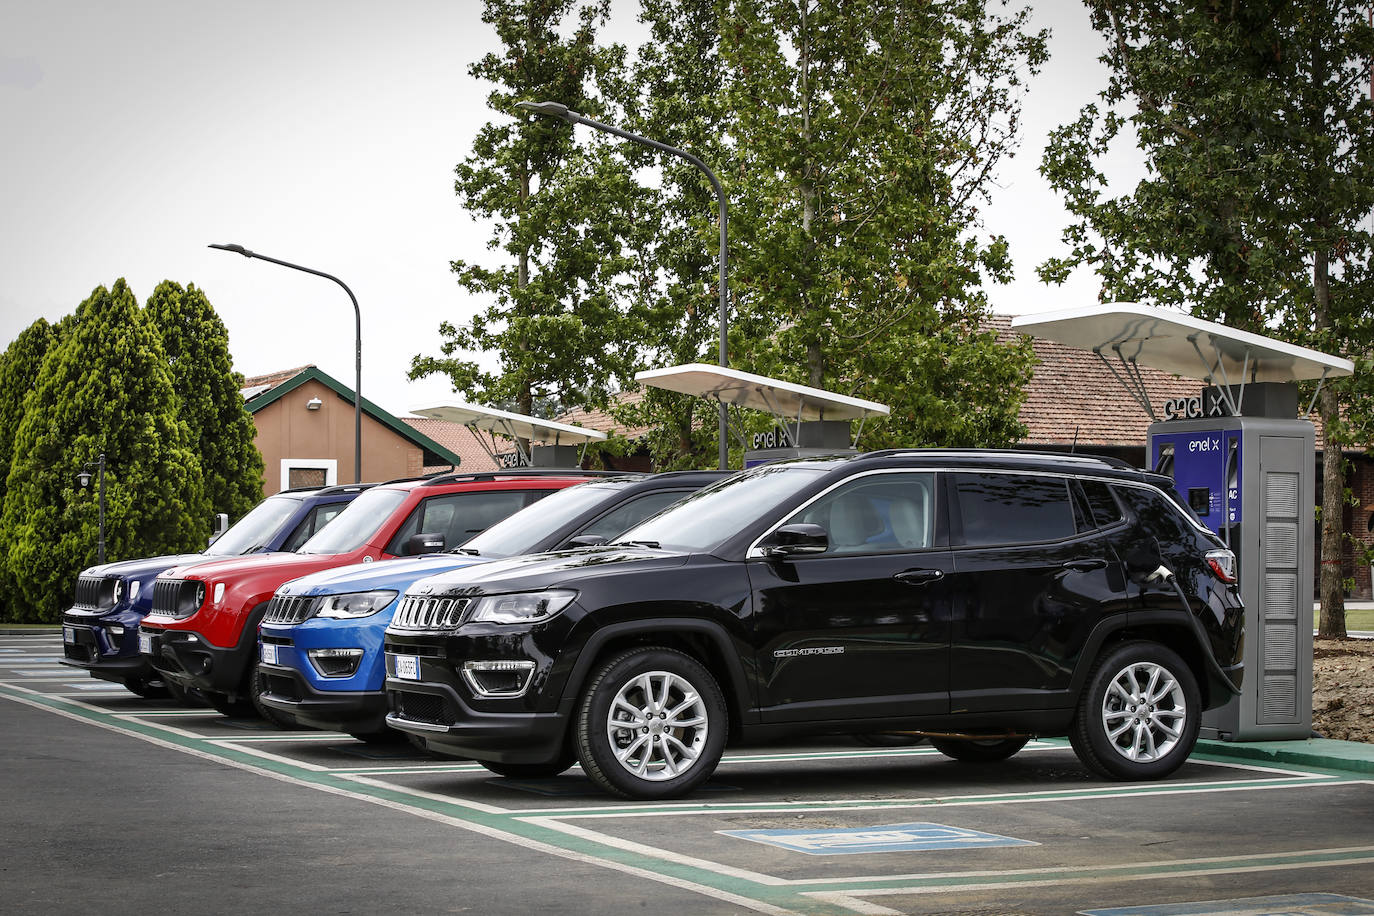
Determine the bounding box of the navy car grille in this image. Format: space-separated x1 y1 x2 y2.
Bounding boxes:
263 594 316 625
151 579 202 619
73 575 116 610
391 596 471 631
392 690 458 726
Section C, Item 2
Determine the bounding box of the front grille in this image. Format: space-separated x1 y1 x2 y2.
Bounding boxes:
392 690 458 726
263 594 317 625
391 596 471 631
151 578 202 619
73 575 117 610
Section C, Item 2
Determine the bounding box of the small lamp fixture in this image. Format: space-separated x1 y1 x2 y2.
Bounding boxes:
76 470 92 488
305 397 323 411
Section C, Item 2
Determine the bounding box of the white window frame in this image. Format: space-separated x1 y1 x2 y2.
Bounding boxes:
280 458 337 492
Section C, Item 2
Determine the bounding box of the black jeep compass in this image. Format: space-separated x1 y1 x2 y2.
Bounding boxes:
383 451 1244 800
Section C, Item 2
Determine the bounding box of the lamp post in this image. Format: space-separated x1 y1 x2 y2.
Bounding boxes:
513 100 731 471
77 454 106 565
210 243 363 483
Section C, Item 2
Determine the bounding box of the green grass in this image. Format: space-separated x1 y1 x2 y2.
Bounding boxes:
0 622 60 630
1343 607 1374 632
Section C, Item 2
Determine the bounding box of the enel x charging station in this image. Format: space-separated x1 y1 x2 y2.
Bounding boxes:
1014 304 1353 742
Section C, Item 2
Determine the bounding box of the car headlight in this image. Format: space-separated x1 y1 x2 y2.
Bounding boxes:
315 590 398 619
113 580 123 604
466 590 577 625
129 581 141 603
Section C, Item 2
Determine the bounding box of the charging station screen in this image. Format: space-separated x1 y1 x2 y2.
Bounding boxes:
1152 429 1241 534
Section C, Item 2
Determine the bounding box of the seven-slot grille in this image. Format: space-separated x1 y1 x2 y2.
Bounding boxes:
392 595 471 630
151 578 202 619
73 575 116 610
264 594 317 625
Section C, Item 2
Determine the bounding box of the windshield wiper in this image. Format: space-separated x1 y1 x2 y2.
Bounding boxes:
619 540 661 549
450 547 480 556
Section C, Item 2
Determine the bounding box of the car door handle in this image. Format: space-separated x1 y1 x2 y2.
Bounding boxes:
1062 558 1108 572
893 568 944 586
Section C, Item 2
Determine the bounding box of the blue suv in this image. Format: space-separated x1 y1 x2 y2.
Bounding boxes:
256 471 724 740
60 483 370 697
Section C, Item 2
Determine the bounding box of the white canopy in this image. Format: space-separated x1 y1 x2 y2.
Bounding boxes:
635 363 889 422
409 401 606 445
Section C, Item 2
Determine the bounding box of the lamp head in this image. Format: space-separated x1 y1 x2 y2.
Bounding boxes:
76 470 91 488
208 243 254 258
514 100 579 124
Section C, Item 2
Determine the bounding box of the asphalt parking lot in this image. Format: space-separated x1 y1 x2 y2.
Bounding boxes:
5 631 1374 916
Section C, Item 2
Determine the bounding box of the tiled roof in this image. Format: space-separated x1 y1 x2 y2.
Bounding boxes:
554 390 652 439
400 418 500 473
241 365 313 392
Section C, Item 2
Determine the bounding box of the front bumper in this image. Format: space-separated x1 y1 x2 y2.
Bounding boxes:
140 626 249 695
257 660 388 734
60 610 153 684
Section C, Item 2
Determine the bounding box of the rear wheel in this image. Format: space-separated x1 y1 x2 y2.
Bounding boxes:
929 736 1029 762
575 647 727 800
1069 641 1199 781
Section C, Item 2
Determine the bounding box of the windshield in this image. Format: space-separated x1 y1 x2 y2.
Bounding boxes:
299 487 408 554
459 482 628 558
613 466 826 553
204 496 303 556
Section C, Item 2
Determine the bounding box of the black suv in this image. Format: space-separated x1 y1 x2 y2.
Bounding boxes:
383 451 1244 799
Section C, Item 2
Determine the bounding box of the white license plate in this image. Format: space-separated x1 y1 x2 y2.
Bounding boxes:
261 643 278 665
138 632 152 655
394 655 420 680
64 626 76 644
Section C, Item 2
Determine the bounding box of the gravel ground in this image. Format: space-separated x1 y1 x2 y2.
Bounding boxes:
1312 637 1374 743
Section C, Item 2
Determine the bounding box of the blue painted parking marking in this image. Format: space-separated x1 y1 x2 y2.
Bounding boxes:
720 821 1037 855
1080 892 1374 915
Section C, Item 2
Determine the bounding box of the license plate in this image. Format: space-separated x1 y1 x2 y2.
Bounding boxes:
261 643 278 665
138 632 152 655
64 626 75 644
394 655 420 680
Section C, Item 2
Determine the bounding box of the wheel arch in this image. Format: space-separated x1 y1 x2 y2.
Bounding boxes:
1072 610 1213 708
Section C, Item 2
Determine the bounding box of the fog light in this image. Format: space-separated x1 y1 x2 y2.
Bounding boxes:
103 625 124 652
308 648 364 678
461 660 536 698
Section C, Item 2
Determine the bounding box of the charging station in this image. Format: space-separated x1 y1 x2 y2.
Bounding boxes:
1013 304 1352 741
634 363 890 467
409 401 607 469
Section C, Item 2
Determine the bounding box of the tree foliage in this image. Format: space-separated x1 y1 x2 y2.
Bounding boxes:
0 281 209 622
1040 0 1374 634
0 318 58 509
145 281 263 522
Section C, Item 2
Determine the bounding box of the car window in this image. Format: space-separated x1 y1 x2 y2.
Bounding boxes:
952 472 1075 547
575 490 691 542
781 472 936 555
1080 479 1124 528
299 487 409 554
385 489 548 555
203 495 302 556
461 482 628 558
280 502 349 553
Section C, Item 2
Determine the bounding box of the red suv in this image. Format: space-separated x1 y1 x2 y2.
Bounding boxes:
139 471 605 719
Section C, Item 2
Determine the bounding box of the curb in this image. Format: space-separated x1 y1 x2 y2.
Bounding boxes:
1196 737 1374 775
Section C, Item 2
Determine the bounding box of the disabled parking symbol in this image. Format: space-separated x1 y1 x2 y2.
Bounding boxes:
719 821 1037 856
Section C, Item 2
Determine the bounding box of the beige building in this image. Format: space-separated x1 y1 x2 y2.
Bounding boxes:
242 366 463 495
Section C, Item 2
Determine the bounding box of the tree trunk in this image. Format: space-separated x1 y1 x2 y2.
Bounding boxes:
1314 247 1346 638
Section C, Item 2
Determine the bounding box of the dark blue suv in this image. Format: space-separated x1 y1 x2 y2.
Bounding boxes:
60 483 370 698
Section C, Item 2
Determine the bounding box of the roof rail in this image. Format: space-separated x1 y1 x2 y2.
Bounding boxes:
279 482 380 495
857 448 1137 470
416 468 627 487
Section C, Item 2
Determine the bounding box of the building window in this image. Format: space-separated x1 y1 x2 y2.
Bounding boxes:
280 459 337 492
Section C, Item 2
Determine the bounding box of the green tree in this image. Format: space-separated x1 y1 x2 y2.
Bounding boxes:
0 280 208 622
410 0 646 429
1040 0 1374 635
0 318 58 507
145 281 263 525
718 0 1043 449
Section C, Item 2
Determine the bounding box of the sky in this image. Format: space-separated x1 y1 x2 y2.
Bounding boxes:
0 0 1133 417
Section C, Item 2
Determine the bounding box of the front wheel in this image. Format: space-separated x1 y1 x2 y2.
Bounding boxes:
574 647 727 800
1069 641 1200 781
122 676 168 700
248 665 294 729
929 736 1029 762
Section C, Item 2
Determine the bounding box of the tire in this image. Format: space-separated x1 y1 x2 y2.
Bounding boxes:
1069 640 1200 781
349 729 408 745
122 676 168 700
478 751 577 779
249 665 295 729
574 647 727 800
206 691 254 718
405 733 433 755
929 735 1029 762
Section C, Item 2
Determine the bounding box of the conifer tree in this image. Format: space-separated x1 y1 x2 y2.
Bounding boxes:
0 280 208 622
0 317 58 507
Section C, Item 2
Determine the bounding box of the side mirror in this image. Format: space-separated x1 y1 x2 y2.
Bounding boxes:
1124 537 1172 584
404 532 446 556
207 512 230 546
759 523 829 558
564 534 608 549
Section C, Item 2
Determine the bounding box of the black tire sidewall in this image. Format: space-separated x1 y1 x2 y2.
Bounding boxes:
1076 641 1200 780
575 647 727 800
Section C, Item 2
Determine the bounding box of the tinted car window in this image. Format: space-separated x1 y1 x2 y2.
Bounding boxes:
953 472 1075 546
386 490 546 554
576 490 691 542
300 488 409 554
280 502 349 553
1080 479 1124 528
781 472 935 554
461 482 628 558
203 496 301 556
1114 484 1192 543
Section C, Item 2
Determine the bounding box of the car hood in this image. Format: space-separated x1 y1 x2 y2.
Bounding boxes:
82 554 205 580
161 551 322 581
277 554 491 597
408 545 690 598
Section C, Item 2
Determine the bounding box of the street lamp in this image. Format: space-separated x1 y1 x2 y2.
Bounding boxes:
77 454 106 565
209 243 363 483
513 100 731 471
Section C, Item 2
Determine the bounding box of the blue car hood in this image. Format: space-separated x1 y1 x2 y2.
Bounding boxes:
276 553 492 598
